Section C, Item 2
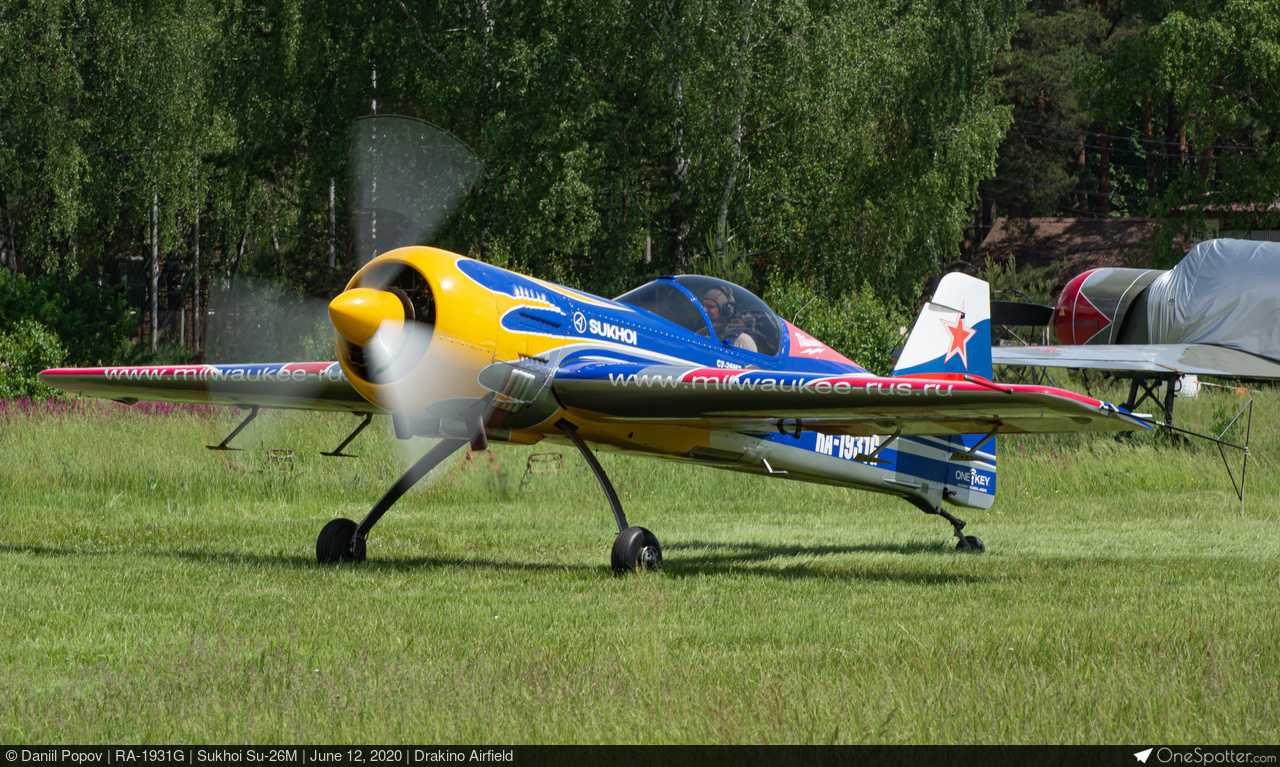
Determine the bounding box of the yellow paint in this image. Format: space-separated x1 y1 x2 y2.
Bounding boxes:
502 429 546 446
335 247 499 412
334 247 697 443
329 288 404 345
549 414 710 456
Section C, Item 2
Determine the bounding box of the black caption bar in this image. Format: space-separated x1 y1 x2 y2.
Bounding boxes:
0 751 514 766
4 746 1280 767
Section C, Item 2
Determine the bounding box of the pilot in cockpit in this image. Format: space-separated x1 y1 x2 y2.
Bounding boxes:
701 285 758 353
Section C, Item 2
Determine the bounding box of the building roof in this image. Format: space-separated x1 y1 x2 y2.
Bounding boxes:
976 217 1164 275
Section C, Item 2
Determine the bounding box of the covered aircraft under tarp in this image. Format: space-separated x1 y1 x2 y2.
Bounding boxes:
1143 239 1280 359
993 239 1280 422
1007 238 1280 360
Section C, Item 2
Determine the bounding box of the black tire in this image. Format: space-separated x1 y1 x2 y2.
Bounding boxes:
317 518 359 563
955 534 985 554
611 526 662 574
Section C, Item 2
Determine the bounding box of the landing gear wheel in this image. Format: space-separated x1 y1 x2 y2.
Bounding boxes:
316 518 359 563
611 526 662 574
956 534 985 554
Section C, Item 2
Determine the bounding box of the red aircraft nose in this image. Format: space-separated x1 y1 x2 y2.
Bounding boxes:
1054 270 1112 345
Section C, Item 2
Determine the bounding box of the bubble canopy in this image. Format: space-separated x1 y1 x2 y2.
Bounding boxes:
616 276 783 356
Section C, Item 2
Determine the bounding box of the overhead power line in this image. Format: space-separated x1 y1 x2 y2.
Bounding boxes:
1007 130 1265 163
989 175 1154 204
1013 117 1271 153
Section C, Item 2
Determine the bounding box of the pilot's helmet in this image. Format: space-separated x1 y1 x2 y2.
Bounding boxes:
703 285 735 317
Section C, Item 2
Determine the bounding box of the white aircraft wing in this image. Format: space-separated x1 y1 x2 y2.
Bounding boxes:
551 361 1150 436
992 343 1280 379
39 362 384 413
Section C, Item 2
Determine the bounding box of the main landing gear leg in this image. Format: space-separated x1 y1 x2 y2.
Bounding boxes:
316 437 469 563
912 498 985 553
206 406 260 451
321 413 374 457
555 419 661 573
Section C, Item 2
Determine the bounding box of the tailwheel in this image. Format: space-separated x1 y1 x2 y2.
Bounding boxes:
317 518 361 563
916 501 987 555
611 526 662 574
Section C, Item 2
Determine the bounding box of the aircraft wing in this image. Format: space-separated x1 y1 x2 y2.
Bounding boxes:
39 362 384 413
992 343 1280 379
551 360 1151 436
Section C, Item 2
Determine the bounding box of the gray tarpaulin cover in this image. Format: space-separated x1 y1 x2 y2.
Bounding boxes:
1146 239 1280 361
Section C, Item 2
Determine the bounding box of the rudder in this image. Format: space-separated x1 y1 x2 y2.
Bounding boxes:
892 273 997 509
893 273 993 380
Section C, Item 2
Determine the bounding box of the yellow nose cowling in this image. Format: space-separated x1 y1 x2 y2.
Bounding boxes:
329 288 405 346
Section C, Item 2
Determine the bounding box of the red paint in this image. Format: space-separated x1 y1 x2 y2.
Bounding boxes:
680 368 744 383
1055 270 1111 345
784 322 859 365
940 314 976 368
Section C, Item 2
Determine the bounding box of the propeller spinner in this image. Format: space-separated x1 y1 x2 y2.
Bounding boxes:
329 287 407 346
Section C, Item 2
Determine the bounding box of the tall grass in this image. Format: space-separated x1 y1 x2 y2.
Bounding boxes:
0 386 1276 743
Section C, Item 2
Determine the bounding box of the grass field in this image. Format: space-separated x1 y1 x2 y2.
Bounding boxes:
1 383 1277 744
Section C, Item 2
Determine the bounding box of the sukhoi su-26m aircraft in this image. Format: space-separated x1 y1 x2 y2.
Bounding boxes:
43 247 1156 572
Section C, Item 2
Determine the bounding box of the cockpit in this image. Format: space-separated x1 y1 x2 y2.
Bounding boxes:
616 276 784 356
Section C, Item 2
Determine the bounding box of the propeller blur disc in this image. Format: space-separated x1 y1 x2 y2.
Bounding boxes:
348 116 483 266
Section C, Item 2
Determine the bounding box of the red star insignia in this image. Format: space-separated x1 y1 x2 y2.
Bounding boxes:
940 313 976 368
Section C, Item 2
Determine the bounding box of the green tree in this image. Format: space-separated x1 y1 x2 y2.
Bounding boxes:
0 1 226 273
0 0 92 275
982 0 1280 237
1087 1 1280 256
0 0 233 358
763 274 907 375
0 319 67 399
0 269 132 365
3 0 1025 355
405 0 1020 302
983 0 1115 217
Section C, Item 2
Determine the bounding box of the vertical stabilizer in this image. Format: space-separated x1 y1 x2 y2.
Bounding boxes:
893 273 992 380
892 273 997 510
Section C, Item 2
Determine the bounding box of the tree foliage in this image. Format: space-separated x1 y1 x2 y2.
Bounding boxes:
3 0 1023 362
984 0 1115 216
761 274 908 376
432 0 1020 300
1091 0 1280 259
0 319 66 399
0 269 132 365
0 0 225 273
984 0 1280 256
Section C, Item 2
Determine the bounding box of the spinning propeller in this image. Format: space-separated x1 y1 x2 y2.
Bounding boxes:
328 256 554 449
240 115 553 562
335 117 552 449
329 258 486 443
